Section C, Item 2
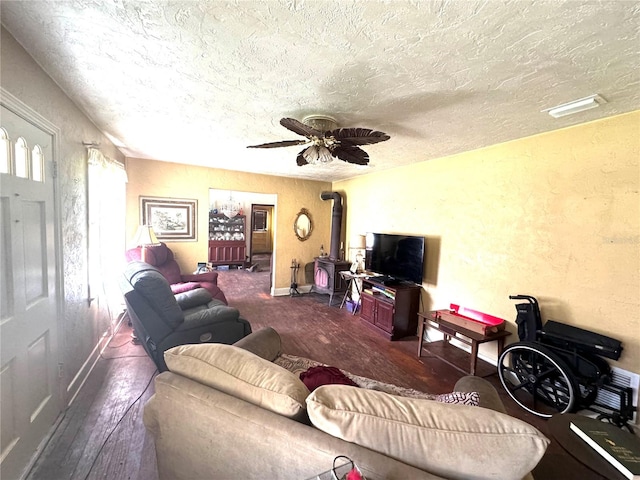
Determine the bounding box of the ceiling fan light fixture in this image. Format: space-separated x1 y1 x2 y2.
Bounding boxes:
248 116 389 167
303 145 333 164
543 94 606 118
301 115 337 132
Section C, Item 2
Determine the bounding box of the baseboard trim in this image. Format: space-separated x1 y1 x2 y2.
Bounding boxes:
65 313 126 407
273 285 313 296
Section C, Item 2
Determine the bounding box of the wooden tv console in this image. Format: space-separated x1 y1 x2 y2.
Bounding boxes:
359 278 422 340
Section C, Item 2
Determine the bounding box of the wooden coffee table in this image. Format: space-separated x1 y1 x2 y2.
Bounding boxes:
547 414 629 480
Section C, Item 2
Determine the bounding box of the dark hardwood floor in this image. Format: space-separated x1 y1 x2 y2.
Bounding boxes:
27 268 607 480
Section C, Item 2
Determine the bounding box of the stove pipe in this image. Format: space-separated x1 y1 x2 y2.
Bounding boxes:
320 191 342 261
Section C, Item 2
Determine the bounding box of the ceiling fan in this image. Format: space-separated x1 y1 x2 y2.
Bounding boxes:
247 115 390 166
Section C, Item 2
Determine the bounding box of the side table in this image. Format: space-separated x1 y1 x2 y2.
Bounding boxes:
548 414 629 480
338 271 367 315
417 311 511 376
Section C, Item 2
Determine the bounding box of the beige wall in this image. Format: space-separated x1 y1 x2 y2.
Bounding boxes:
336 111 640 372
125 158 332 290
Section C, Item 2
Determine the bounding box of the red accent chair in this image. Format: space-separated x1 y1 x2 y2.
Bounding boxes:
126 242 227 304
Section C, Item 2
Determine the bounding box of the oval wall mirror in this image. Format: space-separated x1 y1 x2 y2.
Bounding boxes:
294 208 313 241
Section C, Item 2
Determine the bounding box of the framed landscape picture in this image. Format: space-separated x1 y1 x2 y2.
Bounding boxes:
140 196 197 241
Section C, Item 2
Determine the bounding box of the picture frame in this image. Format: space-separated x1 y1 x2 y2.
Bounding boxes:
140 196 197 241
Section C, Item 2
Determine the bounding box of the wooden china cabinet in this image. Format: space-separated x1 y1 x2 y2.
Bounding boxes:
208 213 246 266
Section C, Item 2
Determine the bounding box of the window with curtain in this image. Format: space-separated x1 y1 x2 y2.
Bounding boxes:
87 148 127 325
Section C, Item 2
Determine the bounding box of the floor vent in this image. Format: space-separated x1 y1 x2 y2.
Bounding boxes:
593 366 639 423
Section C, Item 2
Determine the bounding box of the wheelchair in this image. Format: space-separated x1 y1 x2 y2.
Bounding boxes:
497 295 635 430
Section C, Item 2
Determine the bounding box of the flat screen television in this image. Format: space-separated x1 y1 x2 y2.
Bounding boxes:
365 233 425 285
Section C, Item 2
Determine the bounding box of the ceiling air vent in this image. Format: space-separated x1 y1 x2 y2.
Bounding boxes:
542 94 607 118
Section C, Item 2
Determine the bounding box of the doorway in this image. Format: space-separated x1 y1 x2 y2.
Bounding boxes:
209 190 276 294
250 204 273 255
249 204 274 273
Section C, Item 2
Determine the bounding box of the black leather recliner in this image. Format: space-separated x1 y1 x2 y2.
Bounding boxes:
120 261 252 371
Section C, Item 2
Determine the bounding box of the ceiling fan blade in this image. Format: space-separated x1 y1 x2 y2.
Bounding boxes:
331 146 370 165
247 139 308 148
296 148 309 166
331 128 390 146
280 118 324 138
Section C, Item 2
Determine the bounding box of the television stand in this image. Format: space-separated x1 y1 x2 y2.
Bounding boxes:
360 277 421 340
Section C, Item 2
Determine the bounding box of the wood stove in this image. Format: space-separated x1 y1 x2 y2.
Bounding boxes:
313 257 351 306
312 191 351 305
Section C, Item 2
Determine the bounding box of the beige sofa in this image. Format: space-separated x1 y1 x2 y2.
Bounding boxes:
143 328 549 480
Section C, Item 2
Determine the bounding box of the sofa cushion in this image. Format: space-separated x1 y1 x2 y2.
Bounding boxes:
306 385 549 480
164 343 310 420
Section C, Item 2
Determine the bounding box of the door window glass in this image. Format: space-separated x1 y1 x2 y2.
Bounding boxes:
14 137 29 178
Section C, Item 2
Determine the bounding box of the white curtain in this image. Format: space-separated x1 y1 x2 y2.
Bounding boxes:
87 147 127 325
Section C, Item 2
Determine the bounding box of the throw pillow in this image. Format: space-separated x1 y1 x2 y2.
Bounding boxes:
299 366 359 392
165 343 310 420
432 391 479 406
307 385 549 480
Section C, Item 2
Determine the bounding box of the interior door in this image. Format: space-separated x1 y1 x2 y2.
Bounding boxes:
1 104 61 479
250 204 273 257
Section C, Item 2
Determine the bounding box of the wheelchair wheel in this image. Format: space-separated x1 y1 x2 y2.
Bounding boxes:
498 342 579 418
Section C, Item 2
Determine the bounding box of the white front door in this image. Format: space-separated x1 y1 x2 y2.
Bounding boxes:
1 103 61 480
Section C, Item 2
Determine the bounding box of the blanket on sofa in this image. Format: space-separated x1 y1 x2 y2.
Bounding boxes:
274 353 479 406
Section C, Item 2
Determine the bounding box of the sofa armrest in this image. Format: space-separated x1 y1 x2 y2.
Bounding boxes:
178 304 240 330
181 271 218 285
233 327 282 361
171 282 201 294
453 375 507 414
175 288 212 310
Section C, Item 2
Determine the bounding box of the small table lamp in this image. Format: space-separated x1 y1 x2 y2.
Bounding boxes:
132 225 161 263
349 234 366 273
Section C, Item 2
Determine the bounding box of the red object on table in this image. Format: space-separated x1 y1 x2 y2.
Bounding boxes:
346 469 363 480
430 304 506 336
450 304 506 327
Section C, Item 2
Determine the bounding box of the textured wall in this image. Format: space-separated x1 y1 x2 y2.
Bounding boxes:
336 111 640 372
1 27 125 398
125 158 332 290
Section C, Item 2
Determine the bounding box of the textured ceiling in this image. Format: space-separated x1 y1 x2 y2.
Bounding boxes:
2 0 639 182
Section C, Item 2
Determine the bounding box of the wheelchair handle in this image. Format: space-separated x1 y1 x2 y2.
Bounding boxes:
509 295 538 305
